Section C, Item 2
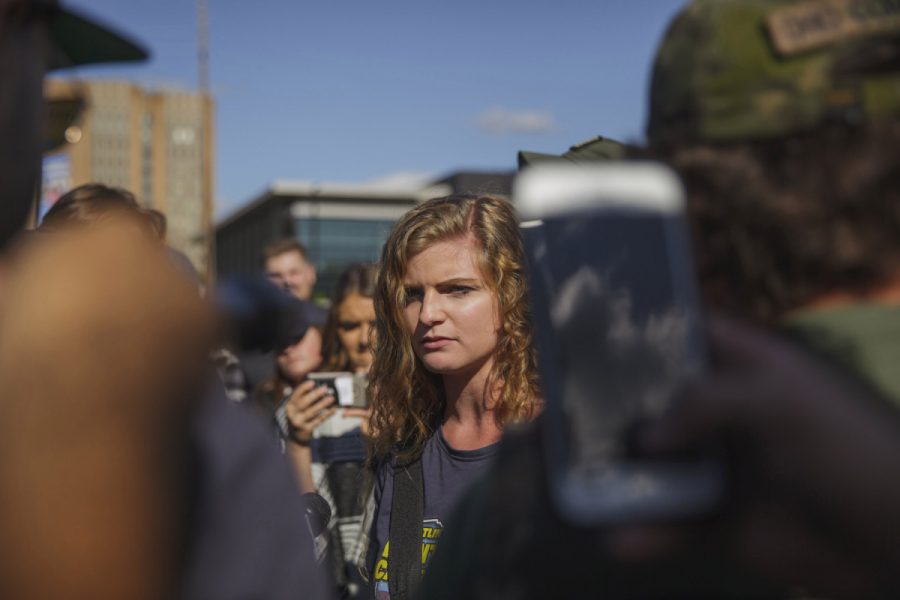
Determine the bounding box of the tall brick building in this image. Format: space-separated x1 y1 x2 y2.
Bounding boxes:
44 79 215 277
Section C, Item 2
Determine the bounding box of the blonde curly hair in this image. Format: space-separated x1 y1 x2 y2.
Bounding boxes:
368 194 539 464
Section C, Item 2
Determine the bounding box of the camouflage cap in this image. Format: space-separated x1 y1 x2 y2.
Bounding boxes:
517 135 630 169
647 0 900 145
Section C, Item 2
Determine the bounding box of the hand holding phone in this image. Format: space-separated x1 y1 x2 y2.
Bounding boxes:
515 162 722 525
307 372 369 408
284 379 338 445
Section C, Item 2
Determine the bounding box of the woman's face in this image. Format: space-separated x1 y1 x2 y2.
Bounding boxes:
276 326 323 383
336 292 376 373
402 236 499 378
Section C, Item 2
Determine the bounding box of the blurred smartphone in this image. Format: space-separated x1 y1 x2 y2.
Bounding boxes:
515 162 722 526
308 372 369 408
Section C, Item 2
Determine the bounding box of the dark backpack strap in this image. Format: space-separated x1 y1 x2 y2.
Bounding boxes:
388 457 424 600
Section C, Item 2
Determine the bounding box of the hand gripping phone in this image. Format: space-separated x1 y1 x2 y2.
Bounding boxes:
307 372 369 408
515 162 722 525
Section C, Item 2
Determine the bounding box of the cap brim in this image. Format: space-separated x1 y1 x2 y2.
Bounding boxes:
562 136 629 162
518 136 631 170
274 299 314 351
48 6 148 71
517 150 566 169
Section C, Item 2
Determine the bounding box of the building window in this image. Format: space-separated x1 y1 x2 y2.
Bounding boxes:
294 218 395 296
171 126 196 145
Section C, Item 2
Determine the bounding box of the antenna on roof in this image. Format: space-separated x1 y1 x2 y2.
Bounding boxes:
197 0 209 91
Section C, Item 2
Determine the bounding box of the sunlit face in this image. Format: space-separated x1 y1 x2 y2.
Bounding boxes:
265 250 316 301
402 236 499 378
336 292 376 373
276 326 323 383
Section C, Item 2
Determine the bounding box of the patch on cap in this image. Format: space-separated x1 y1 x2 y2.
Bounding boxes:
768 0 900 56
647 0 900 144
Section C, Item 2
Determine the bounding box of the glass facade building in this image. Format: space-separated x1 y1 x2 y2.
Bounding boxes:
215 174 513 300
294 217 396 297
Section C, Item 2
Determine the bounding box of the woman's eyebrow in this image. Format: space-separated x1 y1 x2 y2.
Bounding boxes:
437 277 481 286
402 277 480 287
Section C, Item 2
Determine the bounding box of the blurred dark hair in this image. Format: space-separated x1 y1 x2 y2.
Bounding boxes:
145 209 167 240
321 263 377 371
646 121 900 323
39 183 154 235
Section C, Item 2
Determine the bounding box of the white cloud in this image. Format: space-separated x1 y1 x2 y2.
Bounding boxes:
475 107 558 135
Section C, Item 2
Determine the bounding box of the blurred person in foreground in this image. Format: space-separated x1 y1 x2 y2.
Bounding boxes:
0 4 329 599
0 4 162 598
621 0 900 593
40 182 149 230
20 180 331 599
39 183 199 282
647 0 900 402
419 1 900 598
360 194 541 599
285 263 377 598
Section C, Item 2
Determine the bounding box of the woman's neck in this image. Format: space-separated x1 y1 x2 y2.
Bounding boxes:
440 358 503 451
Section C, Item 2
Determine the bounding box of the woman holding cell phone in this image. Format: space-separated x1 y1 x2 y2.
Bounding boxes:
284 264 377 445
283 264 377 597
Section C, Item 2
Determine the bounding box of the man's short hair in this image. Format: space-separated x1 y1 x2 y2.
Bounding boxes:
39 183 153 234
145 209 167 240
261 238 309 265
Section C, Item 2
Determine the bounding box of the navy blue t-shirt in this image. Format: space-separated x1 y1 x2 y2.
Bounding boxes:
367 428 499 599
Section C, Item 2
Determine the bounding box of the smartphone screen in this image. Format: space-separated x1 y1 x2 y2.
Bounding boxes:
516 163 721 525
308 372 369 408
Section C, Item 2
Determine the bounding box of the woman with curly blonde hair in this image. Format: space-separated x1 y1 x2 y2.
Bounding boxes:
363 194 539 598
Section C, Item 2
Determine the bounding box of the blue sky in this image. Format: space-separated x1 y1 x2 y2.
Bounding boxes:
60 0 687 217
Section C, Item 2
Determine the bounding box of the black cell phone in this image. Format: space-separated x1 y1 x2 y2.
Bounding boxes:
307 372 369 408
515 162 722 525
